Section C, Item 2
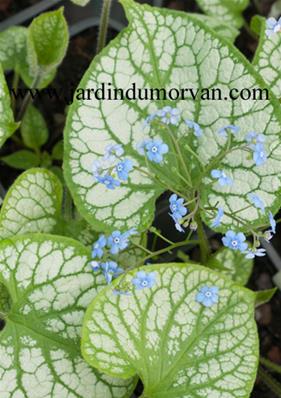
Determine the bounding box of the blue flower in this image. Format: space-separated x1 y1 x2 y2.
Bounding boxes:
115 158 134 181
107 230 133 254
218 125 240 137
139 139 169 163
265 17 281 38
246 132 265 147
132 271 156 289
169 194 187 220
97 175 120 190
92 160 103 179
170 213 185 233
269 212 276 234
185 119 202 137
92 234 107 258
157 106 181 125
90 260 101 272
211 207 224 228
222 230 248 252
104 144 124 161
211 169 233 186
244 247 266 259
196 286 219 307
253 143 267 166
100 261 123 284
248 193 265 213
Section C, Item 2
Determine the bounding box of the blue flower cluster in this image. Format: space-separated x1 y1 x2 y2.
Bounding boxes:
169 193 188 232
91 228 136 283
92 144 134 189
145 106 181 126
246 132 267 166
221 210 277 258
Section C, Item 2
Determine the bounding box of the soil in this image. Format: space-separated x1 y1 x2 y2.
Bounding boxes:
1 0 281 397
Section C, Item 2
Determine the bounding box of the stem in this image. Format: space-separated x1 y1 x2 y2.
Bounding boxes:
63 188 73 221
96 0 112 54
132 242 152 255
260 357 281 375
196 213 210 264
259 367 281 398
11 72 20 114
17 74 41 121
139 238 199 265
149 227 174 245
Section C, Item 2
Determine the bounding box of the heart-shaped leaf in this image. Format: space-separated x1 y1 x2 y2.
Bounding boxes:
0 235 135 398
196 0 249 28
82 262 259 398
207 247 253 285
0 65 18 148
0 168 62 239
252 16 281 99
64 0 281 234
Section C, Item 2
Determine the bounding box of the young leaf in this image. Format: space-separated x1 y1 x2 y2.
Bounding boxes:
0 26 55 89
52 140 64 160
207 247 253 285
0 65 18 148
0 168 62 239
255 287 277 307
27 8 69 77
82 262 259 397
252 16 281 99
21 104 49 149
1 150 40 170
196 0 249 29
64 0 281 233
0 26 27 71
0 235 136 398
196 14 239 42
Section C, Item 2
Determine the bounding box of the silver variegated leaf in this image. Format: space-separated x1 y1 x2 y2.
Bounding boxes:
82 262 259 398
0 235 135 398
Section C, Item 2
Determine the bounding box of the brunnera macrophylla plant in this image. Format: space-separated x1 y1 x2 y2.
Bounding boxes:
0 1 281 398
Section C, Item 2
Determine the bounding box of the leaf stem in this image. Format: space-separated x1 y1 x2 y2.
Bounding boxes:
258 367 281 398
17 74 41 121
96 0 112 54
260 357 281 375
11 71 20 114
196 213 210 264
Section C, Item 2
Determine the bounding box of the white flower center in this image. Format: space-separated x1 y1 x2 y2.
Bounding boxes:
114 237 120 244
171 204 177 211
205 291 212 298
232 240 238 247
141 280 148 287
151 146 158 153
117 165 123 171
